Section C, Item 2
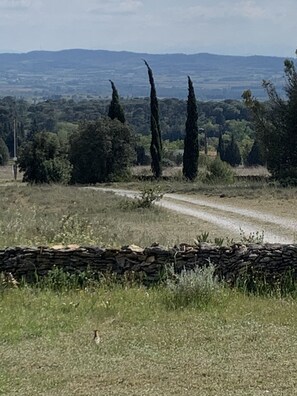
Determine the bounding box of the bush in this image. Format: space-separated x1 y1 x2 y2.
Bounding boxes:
18 132 72 184
69 118 134 184
121 185 163 209
204 157 235 184
164 264 223 309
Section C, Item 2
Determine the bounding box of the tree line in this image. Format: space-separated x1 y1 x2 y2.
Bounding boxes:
1 55 296 185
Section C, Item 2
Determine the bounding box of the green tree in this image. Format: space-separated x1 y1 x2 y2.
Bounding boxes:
0 137 9 165
246 140 265 166
224 134 241 167
108 80 126 123
183 76 199 180
69 118 133 184
217 131 225 161
144 60 162 178
18 132 72 184
243 56 297 183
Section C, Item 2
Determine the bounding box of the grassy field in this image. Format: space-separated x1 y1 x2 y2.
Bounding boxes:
1 284 297 395
1 181 297 395
0 184 223 248
1 179 297 248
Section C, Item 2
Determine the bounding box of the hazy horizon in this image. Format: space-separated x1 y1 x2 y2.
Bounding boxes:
0 0 296 58
0 47 292 59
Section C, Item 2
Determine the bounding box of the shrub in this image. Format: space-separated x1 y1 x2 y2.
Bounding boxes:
121 185 164 210
18 132 72 184
204 157 235 184
69 118 134 184
164 264 223 309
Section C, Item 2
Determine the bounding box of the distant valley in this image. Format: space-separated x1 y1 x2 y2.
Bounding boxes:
0 49 290 100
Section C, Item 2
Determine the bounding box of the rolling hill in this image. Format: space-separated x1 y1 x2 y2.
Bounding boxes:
0 49 289 100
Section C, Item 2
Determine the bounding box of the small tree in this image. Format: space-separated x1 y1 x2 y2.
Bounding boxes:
144 60 162 178
18 132 72 184
246 140 265 166
242 55 297 183
108 80 126 123
224 134 241 167
69 118 134 184
183 76 199 181
0 137 9 165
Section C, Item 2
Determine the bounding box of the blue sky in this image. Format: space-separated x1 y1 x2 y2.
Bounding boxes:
0 0 296 56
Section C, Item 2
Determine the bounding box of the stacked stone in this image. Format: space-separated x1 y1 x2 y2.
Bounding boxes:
0 243 296 285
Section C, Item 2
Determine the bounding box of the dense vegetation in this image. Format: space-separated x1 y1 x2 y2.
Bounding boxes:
243 58 297 184
0 96 255 166
1 56 296 184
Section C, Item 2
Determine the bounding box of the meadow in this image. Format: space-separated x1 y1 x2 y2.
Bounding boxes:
1 181 297 395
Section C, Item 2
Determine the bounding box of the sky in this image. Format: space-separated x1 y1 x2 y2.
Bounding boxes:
0 0 296 57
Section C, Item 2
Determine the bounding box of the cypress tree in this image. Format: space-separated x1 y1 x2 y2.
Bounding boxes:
246 139 265 166
108 80 126 123
143 60 162 178
224 134 241 167
217 131 225 161
183 76 199 180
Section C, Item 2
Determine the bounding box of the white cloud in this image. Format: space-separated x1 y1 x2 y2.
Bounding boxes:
88 0 143 15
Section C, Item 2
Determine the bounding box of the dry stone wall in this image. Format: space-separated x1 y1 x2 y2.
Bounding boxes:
1 243 297 285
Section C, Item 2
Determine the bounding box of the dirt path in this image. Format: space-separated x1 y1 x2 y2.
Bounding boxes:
85 187 297 244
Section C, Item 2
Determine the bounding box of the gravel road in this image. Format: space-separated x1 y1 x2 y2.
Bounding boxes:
85 187 297 244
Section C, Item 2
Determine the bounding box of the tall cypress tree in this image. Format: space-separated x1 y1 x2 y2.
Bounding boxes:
108 80 126 123
224 134 241 167
183 76 199 181
143 60 162 178
217 131 225 161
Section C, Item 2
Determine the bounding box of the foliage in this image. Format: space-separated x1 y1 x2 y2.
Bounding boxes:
0 137 9 165
204 157 235 184
18 132 72 184
224 133 242 166
50 214 95 245
217 131 225 161
194 231 211 244
69 118 134 184
121 186 164 210
144 60 163 178
246 139 265 166
136 186 163 208
34 266 98 291
243 57 297 184
183 76 199 181
108 80 126 123
239 229 264 244
164 264 223 309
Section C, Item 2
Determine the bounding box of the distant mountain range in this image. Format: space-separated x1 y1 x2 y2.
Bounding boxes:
0 49 290 100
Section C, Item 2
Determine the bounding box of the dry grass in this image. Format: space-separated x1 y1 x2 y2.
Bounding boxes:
0 165 21 183
0 286 297 395
0 184 220 248
1 182 297 248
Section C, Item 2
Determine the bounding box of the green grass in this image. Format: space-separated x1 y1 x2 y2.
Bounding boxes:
1 284 297 395
1 183 297 394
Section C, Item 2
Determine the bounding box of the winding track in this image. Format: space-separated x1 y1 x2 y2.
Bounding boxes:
85 187 297 244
